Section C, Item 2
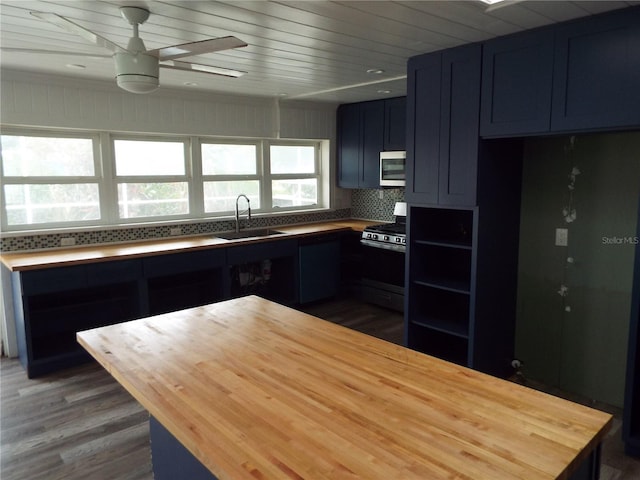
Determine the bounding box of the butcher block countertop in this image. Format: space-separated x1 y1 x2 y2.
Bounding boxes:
0 219 376 272
77 295 612 480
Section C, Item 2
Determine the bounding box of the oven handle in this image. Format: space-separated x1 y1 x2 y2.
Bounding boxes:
360 239 406 253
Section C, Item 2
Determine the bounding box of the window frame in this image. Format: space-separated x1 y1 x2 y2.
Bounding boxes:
0 128 326 233
266 140 322 212
0 129 103 231
200 139 263 215
111 135 192 223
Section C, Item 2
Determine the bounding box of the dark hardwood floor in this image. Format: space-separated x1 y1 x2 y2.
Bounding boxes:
1 296 638 479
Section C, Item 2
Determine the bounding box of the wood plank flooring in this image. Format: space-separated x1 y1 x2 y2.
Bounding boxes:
1 297 638 479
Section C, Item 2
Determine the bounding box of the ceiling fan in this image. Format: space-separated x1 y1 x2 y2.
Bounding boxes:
14 6 248 94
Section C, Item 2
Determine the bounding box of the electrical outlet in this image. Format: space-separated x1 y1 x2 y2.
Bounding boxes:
378 190 384 200
60 237 76 247
170 227 182 236
555 228 568 246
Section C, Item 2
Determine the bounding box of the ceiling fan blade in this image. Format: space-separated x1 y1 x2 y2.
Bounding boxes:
30 11 127 54
0 47 112 59
149 36 247 61
159 60 246 78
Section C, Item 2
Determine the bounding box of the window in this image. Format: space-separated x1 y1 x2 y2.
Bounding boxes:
113 138 189 219
201 141 320 213
269 144 318 208
201 143 260 213
0 130 326 232
0 134 101 227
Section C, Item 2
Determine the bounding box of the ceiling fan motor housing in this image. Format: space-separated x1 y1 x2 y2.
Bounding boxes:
114 52 159 93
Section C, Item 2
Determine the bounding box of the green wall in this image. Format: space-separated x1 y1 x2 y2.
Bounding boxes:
515 132 640 407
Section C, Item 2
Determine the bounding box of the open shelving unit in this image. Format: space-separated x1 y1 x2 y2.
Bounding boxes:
405 207 475 367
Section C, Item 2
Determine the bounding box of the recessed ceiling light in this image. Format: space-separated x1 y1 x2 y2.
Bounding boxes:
65 63 86 70
377 89 392 94
183 82 198 87
479 0 507 4
275 93 288 97
366 68 385 75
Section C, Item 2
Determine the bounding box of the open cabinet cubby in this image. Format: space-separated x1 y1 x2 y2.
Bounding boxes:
405 206 475 366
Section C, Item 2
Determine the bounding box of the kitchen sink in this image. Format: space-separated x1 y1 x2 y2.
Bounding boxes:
215 228 285 240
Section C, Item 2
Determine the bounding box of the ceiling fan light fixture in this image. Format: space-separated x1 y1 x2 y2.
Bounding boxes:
117 74 159 93
115 52 159 93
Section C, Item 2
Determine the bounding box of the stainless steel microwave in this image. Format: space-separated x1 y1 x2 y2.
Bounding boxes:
380 151 406 187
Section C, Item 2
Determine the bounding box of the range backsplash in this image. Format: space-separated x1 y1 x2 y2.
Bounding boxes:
351 188 405 222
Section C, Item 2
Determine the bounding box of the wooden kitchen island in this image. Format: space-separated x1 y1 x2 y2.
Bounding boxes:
77 296 611 480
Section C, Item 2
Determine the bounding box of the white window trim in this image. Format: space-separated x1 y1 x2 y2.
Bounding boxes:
0 128 328 233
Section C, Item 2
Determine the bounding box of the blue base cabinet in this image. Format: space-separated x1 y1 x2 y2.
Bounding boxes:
10 260 144 378
298 235 340 304
227 239 298 306
143 249 227 316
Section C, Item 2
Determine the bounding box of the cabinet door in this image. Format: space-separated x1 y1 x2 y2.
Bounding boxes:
360 101 385 188
384 97 407 151
405 52 441 205
480 29 554 137
337 103 361 188
552 7 640 132
438 44 481 207
299 240 340 304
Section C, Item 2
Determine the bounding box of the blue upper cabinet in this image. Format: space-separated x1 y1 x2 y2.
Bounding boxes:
337 103 362 188
552 7 640 132
406 44 481 206
405 52 441 205
337 100 384 189
480 29 554 137
438 45 481 207
479 6 640 137
361 101 385 188
383 96 407 151
337 98 405 189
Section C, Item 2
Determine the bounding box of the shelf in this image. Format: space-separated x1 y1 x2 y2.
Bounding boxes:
410 318 469 339
409 207 473 246
411 243 472 290
406 325 469 367
31 333 84 360
413 239 472 250
414 278 470 295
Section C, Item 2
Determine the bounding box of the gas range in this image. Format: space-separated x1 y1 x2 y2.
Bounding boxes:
361 221 406 252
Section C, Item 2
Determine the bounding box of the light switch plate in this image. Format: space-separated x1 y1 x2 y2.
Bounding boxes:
555 228 568 246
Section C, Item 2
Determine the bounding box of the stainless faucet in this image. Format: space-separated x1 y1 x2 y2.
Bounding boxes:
235 194 251 232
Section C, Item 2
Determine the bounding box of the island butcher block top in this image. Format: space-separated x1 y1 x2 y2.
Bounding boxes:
77 296 612 480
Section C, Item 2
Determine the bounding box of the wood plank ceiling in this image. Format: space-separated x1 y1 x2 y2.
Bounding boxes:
0 1 637 103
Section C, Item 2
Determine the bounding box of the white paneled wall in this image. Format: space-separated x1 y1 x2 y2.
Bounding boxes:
1 69 331 138
0 69 351 208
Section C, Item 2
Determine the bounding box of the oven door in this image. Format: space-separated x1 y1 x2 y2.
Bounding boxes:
358 242 405 312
